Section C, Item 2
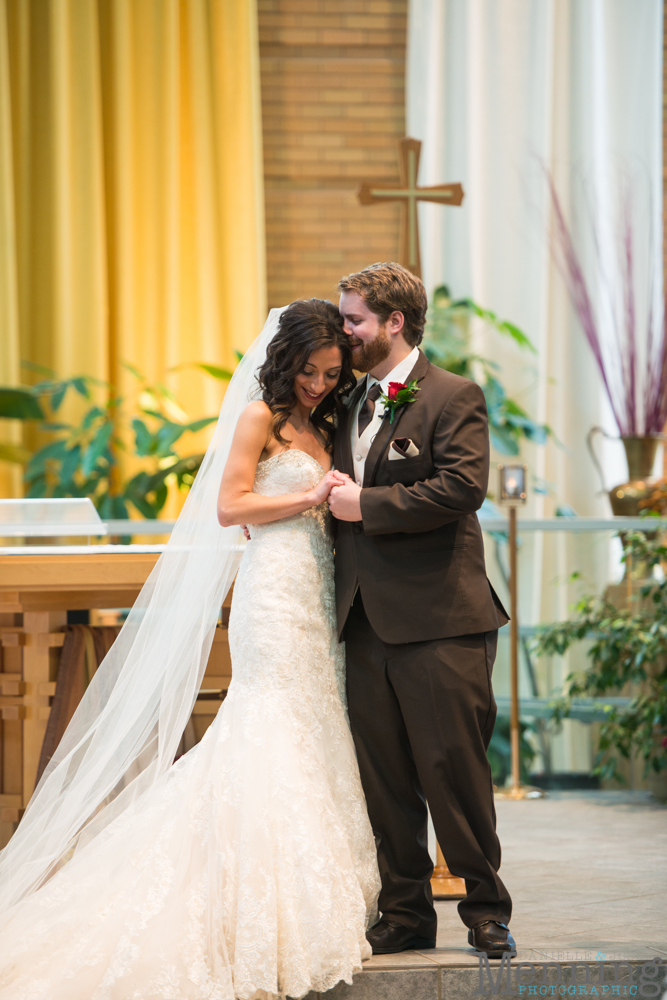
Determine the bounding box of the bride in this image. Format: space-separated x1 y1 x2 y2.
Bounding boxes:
0 300 380 999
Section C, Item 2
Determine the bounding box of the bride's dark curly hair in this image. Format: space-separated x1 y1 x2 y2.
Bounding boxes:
257 298 355 450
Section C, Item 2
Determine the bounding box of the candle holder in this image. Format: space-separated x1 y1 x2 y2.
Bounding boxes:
495 465 544 801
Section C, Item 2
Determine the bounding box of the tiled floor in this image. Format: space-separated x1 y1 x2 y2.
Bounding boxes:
364 790 667 971
311 791 667 997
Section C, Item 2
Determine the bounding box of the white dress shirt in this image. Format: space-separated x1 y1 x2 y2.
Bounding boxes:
350 346 420 487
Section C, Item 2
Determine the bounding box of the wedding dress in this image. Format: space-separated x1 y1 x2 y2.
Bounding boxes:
0 449 380 1000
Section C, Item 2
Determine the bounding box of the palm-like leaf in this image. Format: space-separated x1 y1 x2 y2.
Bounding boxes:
425 294 549 455
0 387 44 420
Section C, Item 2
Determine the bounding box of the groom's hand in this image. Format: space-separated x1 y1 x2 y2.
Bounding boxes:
328 479 362 521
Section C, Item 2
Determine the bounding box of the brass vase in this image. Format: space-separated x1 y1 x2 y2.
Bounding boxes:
605 436 662 590
608 437 661 516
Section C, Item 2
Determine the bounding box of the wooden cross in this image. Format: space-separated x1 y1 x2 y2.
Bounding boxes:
357 137 464 278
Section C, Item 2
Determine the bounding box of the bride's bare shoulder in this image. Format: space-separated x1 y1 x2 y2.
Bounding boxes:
237 400 273 431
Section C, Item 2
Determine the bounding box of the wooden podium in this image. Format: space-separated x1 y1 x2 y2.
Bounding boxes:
431 842 466 899
0 546 232 848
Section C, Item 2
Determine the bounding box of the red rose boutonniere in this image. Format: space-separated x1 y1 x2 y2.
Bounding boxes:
379 379 421 424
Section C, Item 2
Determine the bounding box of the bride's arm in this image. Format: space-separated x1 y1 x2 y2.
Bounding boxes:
217 401 336 527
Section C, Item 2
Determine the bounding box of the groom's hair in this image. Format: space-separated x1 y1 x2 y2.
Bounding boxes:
337 262 428 347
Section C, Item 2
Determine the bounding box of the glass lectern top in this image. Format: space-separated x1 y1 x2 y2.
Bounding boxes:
0 498 106 536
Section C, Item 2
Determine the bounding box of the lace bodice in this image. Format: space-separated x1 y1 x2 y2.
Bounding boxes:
248 449 330 537
0 449 380 1000
230 449 342 702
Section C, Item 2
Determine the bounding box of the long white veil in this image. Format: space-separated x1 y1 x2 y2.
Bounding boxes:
0 308 285 914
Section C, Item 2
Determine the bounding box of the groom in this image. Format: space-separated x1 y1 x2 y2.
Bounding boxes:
328 262 515 958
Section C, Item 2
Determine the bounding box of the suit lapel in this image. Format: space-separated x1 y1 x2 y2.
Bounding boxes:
363 350 431 488
337 378 366 476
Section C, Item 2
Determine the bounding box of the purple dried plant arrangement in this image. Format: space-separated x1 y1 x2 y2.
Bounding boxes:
547 173 667 437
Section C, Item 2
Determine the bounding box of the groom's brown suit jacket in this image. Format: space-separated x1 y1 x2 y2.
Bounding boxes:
333 349 509 644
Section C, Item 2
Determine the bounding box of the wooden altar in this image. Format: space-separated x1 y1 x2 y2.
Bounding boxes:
0 546 232 848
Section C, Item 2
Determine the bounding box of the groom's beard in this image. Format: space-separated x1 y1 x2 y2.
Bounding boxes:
349 325 392 373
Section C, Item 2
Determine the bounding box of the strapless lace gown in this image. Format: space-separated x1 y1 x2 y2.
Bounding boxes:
0 450 380 1000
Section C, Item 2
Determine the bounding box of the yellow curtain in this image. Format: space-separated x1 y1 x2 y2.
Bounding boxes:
0 0 266 500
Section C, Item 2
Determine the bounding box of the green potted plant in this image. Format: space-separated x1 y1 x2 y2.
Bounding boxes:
0 364 220 520
423 286 551 456
533 529 667 794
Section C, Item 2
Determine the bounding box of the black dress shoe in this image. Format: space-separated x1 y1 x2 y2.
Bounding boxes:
467 920 517 958
367 919 437 955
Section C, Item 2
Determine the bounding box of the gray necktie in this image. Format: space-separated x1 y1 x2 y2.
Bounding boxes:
357 382 382 438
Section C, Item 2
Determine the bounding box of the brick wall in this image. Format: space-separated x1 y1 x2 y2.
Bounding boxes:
258 0 408 309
